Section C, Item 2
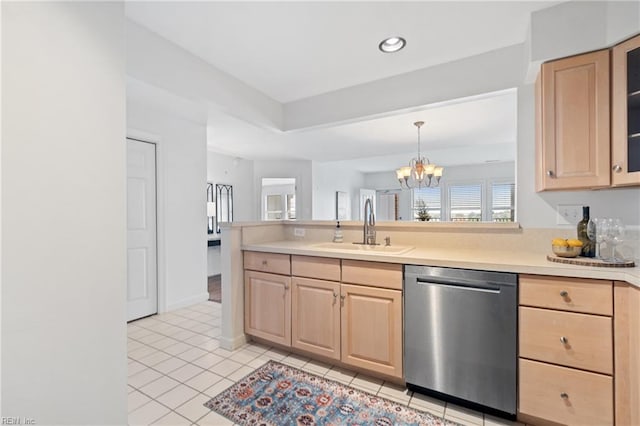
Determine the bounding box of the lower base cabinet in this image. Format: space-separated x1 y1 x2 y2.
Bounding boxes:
519 359 613 426
244 270 291 346
341 283 403 378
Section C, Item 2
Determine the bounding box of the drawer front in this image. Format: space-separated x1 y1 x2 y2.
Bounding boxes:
519 359 613 426
291 255 341 281
519 307 613 374
244 251 290 275
341 260 402 290
520 275 612 315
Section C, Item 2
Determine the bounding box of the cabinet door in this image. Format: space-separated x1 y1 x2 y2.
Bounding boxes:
244 270 291 346
612 34 640 186
291 277 340 360
536 49 610 191
341 284 402 378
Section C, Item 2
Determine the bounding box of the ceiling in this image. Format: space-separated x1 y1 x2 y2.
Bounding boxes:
125 2 559 169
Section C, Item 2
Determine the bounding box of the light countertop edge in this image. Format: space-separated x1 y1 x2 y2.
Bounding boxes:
242 240 640 288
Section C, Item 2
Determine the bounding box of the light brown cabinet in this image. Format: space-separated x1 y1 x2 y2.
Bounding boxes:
244 270 291 346
244 252 403 379
340 283 403 378
612 34 640 186
536 49 611 191
518 274 614 426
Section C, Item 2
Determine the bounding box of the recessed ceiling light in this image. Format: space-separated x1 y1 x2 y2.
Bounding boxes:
378 37 406 53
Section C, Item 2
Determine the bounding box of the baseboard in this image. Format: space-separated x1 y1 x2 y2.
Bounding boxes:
165 292 210 312
219 334 247 351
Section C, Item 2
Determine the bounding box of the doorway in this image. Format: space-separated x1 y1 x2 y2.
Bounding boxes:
126 138 158 321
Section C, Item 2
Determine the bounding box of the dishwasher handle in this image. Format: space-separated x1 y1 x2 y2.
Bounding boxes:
412 277 501 293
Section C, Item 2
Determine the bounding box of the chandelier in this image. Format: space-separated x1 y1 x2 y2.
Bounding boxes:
396 121 443 189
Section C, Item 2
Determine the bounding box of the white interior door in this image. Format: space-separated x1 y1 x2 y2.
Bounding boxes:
377 193 397 221
127 139 157 321
359 189 376 220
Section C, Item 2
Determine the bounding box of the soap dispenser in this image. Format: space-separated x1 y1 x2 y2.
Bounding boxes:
333 221 343 243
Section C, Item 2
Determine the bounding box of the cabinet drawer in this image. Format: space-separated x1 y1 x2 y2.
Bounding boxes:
244 251 290 275
520 275 612 315
519 307 613 374
291 255 341 281
341 260 402 290
519 359 613 426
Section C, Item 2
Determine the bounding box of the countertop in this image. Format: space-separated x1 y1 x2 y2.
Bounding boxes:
243 240 640 287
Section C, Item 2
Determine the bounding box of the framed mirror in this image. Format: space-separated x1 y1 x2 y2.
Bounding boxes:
215 184 233 233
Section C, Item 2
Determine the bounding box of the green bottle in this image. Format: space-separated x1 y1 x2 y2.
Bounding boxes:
577 206 594 257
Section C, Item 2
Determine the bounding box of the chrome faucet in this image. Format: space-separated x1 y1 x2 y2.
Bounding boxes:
362 198 377 245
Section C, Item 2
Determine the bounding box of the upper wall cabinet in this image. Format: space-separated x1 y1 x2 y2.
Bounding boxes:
536 49 611 191
612 34 640 186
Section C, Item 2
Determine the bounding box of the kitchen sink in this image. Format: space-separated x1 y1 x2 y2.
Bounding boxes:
311 242 415 255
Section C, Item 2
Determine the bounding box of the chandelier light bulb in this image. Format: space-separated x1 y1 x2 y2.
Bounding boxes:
395 121 443 189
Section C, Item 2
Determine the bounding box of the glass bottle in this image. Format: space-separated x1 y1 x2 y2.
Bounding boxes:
577 206 595 257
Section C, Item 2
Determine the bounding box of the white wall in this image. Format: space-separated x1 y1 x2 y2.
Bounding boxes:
207 151 255 222
253 160 313 220
127 102 209 311
312 162 365 220
2 2 126 423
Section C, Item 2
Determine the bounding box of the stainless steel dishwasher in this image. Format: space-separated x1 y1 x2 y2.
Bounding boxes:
404 265 517 417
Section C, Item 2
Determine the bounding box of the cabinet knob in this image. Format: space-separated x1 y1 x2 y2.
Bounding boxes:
560 392 569 399
340 295 345 301
333 292 338 303
546 170 554 177
612 164 622 173
262 260 268 266
560 290 568 297
284 284 289 290
560 336 568 344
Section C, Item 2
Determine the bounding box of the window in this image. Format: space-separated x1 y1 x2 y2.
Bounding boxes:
491 182 515 222
449 184 482 222
265 195 283 220
286 193 296 220
413 187 441 221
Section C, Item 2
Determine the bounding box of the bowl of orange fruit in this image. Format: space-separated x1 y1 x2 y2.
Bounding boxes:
551 238 583 258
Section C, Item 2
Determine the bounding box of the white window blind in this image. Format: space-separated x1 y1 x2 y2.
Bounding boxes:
491 182 514 222
449 184 482 221
413 187 441 221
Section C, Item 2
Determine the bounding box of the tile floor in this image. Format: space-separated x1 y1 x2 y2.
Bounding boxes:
128 301 523 426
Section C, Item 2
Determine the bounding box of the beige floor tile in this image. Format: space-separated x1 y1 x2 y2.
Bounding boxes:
156 384 199 409
203 378 234 398
260 348 289 361
208 359 242 377
175 393 213 422
246 355 270 369
129 368 164 389
179 319 202 329
128 345 158 361
128 360 148 377
128 328 156 340
242 342 270 354
154 357 188 374
192 353 225 370
149 337 180 351
168 363 205 383
139 375 181 399
226 366 255 382
128 390 151 413
128 385 136 394
136 332 167 345
212 347 235 358
128 340 145 352
195 339 220 351
408 392 446 417
128 400 171 426
377 382 412 405
484 414 524 426
349 374 383 394
189 322 213 334
185 334 214 346
176 347 208 363
324 366 357 385
280 353 309 368
184 370 224 393
197 410 233 426
151 411 191 425
444 403 484 426
138 351 173 367
303 359 331 376
228 348 259 364
163 342 193 356
169 329 200 341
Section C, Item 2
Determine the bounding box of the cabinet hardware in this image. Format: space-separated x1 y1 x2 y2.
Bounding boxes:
560 392 569 399
262 260 268 266
560 336 568 344
340 295 345 301
284 284 289 290
333 292 337 304
612 164 622 173
560 290 568 297
546 170 554 177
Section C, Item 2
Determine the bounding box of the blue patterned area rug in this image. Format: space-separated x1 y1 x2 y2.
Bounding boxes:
204 360 458 426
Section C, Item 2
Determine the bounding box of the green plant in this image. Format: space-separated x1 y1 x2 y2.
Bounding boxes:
415 200 431 221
